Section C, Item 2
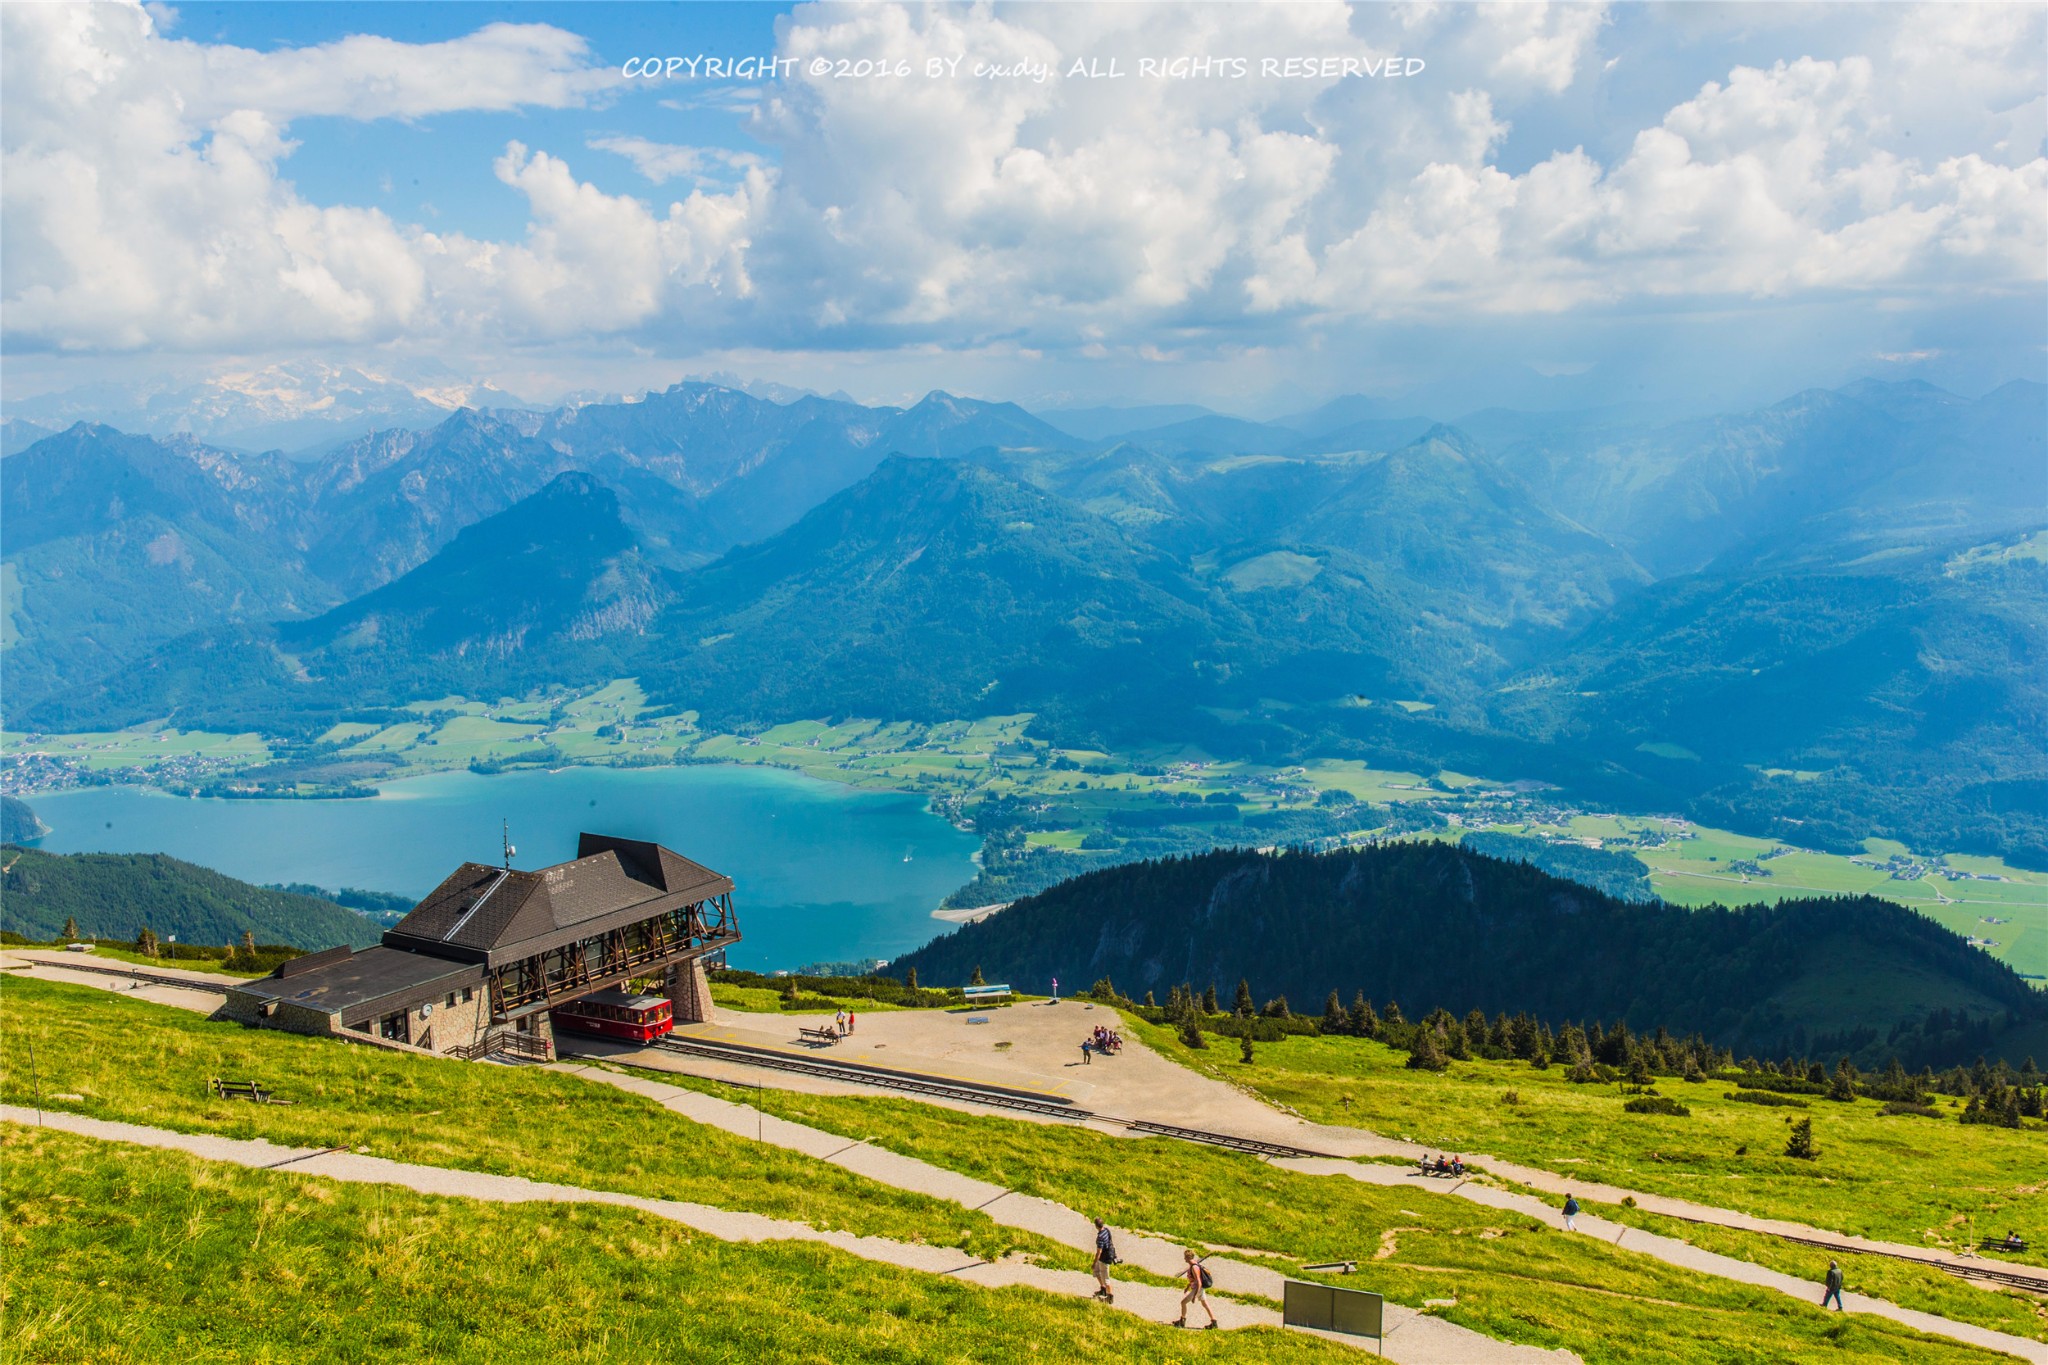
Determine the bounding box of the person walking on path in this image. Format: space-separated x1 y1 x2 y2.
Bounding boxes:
1175 1249 1218 1329
1080 1038 1094 1065
847 1010 856 1035
1563 1194 1580 1232
1822 1261 1845 1310
1090 1217 1116 1303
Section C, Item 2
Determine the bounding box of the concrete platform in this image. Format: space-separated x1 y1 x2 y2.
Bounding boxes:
669 1015 1097 1105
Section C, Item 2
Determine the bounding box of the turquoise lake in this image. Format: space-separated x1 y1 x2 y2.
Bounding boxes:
26 766 981 971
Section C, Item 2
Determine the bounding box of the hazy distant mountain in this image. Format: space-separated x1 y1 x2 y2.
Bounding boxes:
1033 403 1225 441
22 474 663 735
285 471 670 665
990 427 1646 647
637 456 1467 739
1 417 54 457
1492 381 2047 576
8 361 530 454
0 424 329 708
1499 543 2048 863
1108 414 1305 457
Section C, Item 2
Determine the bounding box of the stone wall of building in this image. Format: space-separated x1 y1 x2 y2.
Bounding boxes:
215 989 340 1038
668 956 715 1024
406 982 492 1055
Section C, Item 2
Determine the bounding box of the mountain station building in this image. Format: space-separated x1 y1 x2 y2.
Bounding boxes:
218 833 738 1060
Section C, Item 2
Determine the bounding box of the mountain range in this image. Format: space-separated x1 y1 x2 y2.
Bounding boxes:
4 374 2042 864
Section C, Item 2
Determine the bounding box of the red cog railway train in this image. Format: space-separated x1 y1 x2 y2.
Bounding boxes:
550 987 674 1043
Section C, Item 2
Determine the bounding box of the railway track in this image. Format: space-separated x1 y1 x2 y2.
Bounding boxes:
8 957 231 994
656 1034 1090 1119
653 1034 1340 1159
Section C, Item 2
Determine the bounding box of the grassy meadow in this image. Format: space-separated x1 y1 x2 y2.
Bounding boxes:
1 1125 1342 1365
638 1069 2026 1365
1118 1016 2048 1265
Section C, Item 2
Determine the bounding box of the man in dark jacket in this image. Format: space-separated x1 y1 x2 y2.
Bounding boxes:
1822 1261 1844 1310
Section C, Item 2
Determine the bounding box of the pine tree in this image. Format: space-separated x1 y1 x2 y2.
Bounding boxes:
970 965 985 986
1626 1053 1653 1092
1406 1028 1448 1072
1446 1022 1472 1061
1349 992 1378 1038
1202 983 1218 1014
1826 1057 1859 1103
135 925 159 958
1322 991 1348 1035
1785 1118 1819 1160
1262 995 1291 1020
1180 1017 1207 1050
1240 1033 1256 1065
1234 978 1256 1018
1143 990 1157 1009
1382 1000 1406 1027
905 966 918 991
61 916 79 941
781 976 800 1002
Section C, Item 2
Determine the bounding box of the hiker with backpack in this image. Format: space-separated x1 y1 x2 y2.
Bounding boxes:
1090 1216 1117 1303
1175 1249 1218 1329
1563 1193 1580 1232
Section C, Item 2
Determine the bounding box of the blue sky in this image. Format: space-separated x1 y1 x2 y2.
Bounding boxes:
4 2 2043 414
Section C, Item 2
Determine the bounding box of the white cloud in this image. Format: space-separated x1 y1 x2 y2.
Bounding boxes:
1 0 2041 363
588 135 764 185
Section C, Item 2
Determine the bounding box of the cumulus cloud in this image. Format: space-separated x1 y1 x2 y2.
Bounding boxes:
2 0 2042 362
588 135 764 185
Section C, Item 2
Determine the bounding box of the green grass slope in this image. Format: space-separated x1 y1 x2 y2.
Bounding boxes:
4 1126 1335 1365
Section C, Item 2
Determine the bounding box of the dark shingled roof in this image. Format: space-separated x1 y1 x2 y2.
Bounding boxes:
228 945 483 1027
382 832 734 967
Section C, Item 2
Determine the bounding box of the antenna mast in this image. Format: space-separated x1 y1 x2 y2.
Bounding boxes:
502 819 516 870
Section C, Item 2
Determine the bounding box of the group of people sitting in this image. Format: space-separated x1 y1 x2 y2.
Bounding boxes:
1079 1025 1124 1063
1418 1153 1466 1178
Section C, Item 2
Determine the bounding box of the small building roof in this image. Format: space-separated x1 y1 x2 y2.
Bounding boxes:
228 946 482 1028
382 832 734 967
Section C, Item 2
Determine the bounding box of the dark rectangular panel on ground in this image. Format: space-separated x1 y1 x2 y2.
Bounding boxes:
1282 1280 1382 1339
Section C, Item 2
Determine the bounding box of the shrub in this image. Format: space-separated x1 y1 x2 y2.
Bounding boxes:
1500 1089 1522 1107
1624 1096 1691 1117
1724 1090 1809 1108
1878 1101 1943 1120
1179 1019 1207 1050
1734 1073 1826 1096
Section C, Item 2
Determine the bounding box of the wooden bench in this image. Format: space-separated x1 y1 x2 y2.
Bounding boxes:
209 1077 295 1105
797 1027 842 1046
1981 1237 2030 1254
962 983 1012 1005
